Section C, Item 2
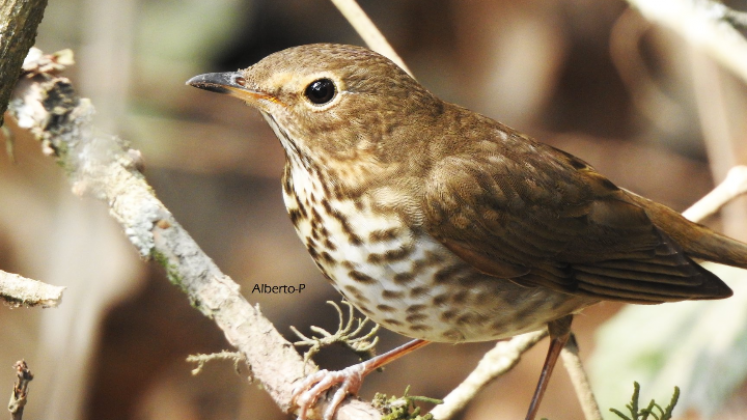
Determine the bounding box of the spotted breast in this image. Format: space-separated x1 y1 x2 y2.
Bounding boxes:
273 119 594 343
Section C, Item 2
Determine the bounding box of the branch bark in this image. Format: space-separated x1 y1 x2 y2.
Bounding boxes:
0 0 48 127
0 269 64 308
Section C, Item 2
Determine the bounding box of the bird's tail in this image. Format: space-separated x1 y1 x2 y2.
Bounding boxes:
685 228 747 268
633 194 747 268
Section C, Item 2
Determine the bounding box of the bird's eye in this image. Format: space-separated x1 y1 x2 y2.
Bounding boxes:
304 79 336 105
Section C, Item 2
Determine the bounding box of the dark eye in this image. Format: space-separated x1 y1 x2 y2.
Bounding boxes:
304 79 336 105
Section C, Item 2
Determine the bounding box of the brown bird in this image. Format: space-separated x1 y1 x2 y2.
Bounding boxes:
187 43 747 420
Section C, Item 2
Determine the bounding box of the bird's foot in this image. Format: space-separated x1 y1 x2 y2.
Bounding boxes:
292 364 366 420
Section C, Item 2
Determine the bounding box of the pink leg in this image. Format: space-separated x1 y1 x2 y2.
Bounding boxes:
524 315 573 420
293 339 431 420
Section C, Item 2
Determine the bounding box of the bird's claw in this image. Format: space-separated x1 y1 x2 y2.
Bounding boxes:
292 365 366 420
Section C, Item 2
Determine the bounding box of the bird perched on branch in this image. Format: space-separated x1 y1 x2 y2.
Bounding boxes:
188 43 747 420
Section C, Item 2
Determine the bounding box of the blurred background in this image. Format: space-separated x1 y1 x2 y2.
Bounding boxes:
2 0 747 419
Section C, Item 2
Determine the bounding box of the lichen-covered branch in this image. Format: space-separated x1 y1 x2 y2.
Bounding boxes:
0 0 49 126
0 269 64 308
7 50 380 420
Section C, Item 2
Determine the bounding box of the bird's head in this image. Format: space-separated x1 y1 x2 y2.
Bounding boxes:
187 44 443 165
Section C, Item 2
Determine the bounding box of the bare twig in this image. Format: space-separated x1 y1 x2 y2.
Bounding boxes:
428 330 547 420
187 351 247 377
560 335 603 420
8 360 33 420
682 166 747 222
623 0 747 86
328 0 412 77
7 50 380 420
0 269 64 308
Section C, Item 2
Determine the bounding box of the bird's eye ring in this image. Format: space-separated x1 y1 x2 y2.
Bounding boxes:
304 79 336 105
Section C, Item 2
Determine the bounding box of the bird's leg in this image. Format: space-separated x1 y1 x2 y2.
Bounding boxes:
292 338 431 420
524 315 573 420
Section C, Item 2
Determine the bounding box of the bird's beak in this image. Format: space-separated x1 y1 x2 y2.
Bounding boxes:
186 72 272 104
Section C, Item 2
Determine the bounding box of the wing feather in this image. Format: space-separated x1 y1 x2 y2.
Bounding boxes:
423 130 731 303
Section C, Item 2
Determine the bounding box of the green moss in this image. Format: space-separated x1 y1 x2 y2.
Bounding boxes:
372 386 442 420
610 382 680 420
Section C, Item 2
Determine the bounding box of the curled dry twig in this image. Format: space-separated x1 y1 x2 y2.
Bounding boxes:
291 300 380 370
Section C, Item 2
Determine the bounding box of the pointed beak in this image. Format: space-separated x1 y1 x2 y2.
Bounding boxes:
186 71 272 104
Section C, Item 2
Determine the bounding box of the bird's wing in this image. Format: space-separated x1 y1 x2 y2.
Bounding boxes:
422 133 731 303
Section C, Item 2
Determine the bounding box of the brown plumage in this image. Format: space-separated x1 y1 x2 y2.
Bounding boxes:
188 43 747 420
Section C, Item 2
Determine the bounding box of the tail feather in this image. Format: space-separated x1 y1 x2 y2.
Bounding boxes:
686 228 747 268
629 192 747 268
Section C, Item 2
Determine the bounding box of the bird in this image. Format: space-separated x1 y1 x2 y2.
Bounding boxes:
187 43 747 420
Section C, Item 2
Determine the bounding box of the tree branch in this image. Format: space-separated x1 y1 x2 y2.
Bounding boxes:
0 269 64 308
7 50 379 420
0 0 48 127
623 0 747 85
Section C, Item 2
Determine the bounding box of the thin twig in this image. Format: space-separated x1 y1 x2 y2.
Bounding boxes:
291 301 379 371
560 335 602 420
681 166 747 222
0 269 65 308
187 350 247 377
328 0 413 77
428 330 548 420
8 360 33 420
